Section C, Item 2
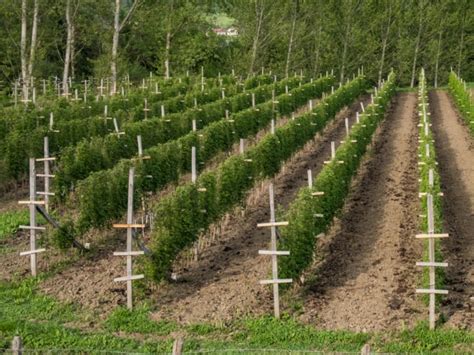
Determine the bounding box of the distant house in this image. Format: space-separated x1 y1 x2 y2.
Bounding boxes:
213 27 238 37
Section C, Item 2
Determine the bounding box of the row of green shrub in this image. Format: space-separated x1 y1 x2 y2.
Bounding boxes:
0 75 272 183
145 75 369 282
276 71 396 281
54 76 311 198
448 71 473 135
72 76 336 234
417 69 445 305
0 75 203 138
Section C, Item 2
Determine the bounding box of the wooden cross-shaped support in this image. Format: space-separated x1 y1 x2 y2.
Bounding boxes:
113 118 125 136
415 169 449 330
341 118 357 144
143 98 151 119
324 141 344 164
18 158 46 276
71 89 81 102
35 137 56 212
113 168 145 310
257 184 291 318
49 112 60 133
97 78 106 97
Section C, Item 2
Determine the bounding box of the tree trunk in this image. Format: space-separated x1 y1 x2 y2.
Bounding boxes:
340 27 349 82
20 0 28 100
285 6 297 78
70 22 76 79
434 30 442 88
410 5 423 88
63 0 72 96
164 31 171 79
111 0 120 95
456 10 466 76
249 0 264 75
378 2 392 87
28 0 39 83
312 25 322 77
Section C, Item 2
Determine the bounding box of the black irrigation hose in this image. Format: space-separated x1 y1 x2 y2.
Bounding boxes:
35 205 87 251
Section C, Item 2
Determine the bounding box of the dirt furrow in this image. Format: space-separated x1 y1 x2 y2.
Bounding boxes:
430 90 474 330
151 97 371 324
298 92 423 332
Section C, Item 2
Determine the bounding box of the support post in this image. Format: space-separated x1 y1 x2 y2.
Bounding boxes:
258 184 292 318
112 168 145 310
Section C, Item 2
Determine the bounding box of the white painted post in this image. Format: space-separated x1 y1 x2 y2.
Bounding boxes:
269 184 280 318
271 119 275 134
257 184 292 318
42 79 46 95
104 104 108 118
29 158 37 276
49 112 54 130
345 118 350 137
356 112 360 124
191 147 197 183
307 170 313 188
137 135 143 157
360 102 365 112
427 192 436 329
126 169 134 309
252 93 256 108
43 137 50 212
143 98 150 119
331 141 336 160
285 85 288 94
192 119 197 132
161 105 165 118
309 99 313 111
239 138 244 154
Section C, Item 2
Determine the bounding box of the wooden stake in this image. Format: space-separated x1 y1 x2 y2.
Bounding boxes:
43 137 50 212
113 168 144 310
191 146 197 183
258 184 292 318
307 169 313 188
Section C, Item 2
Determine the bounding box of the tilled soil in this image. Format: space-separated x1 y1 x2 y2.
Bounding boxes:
151 97 371 324
430 90 474 330
298 92 424 332
32 95 337 316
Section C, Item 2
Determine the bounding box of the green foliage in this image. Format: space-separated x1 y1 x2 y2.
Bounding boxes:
50 219 76 250
278 72 397 280
448 71 474 136
0 210 44 240
74 76 335 234
147 75 369 282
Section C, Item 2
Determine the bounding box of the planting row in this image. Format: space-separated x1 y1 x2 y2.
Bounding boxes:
67 75 336 237
277 72 396 280
145 75 369 282
53 76 314 198
448 72 473 136
0 75 275 183
417 70 445 302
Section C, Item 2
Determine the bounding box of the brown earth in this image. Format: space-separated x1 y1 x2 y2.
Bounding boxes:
150 97 371 324
430 90 474 330
297 92 424 332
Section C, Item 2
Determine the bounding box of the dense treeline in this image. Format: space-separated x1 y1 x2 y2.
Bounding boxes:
0 0 472 88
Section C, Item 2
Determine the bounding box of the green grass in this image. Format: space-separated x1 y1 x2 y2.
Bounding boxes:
0 210 45 240
0 276 472 353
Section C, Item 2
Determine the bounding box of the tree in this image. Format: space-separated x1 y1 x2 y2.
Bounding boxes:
110 0 140 94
